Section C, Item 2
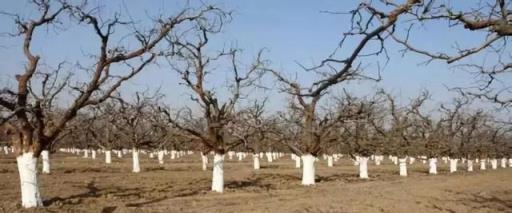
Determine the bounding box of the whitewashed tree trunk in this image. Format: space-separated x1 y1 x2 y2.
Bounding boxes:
171 150 176 159
501 158 507 168
449 158 458 173
158 151 164 164
467 160 474 172
17 153 43 208
399 158 407 177
3 146 8 154
491 159 498 169
359 157 369 179
428 158 437 175
211 154 224 192
480 161 486 170
301 154 316 185
105 150 112 164
132 148 140 173
508 158 512 167
117 150 122 158
327 155 333 167
295 155 301 168
201 153 208 171
266 152 273 163
253 154 260 170
409 157 415 165
83 149 89 158
41 150 50 174
91 150 96 159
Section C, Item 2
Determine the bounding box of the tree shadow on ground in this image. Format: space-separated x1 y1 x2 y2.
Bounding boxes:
44 181 101 206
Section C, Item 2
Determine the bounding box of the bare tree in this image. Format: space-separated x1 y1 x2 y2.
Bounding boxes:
263 0 422 185
378 0 512 106
0 0 226 207
159 15 266 192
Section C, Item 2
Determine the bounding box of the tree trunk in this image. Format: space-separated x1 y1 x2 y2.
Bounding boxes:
211 153 224 192
201 153 208 171
501 158 507 168
428 158 437 175
266 152 272 163
158 151 164 164
449 158 458 173
467 160 474 172
41 150 50 174
301 154 315 185
17 152 43 208
327 155 333 167
132 148 140 173
491 159 498 169
359 156 369 179
399 157 407 177
480 160 486 170
83 149 89 158
253 154 260 170
91 150 96 159
105 150 112 164
117 150 122 158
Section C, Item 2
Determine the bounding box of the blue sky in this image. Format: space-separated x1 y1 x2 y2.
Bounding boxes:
0 0 494 113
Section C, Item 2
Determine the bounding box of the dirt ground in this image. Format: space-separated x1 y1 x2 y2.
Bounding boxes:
0 152 511 213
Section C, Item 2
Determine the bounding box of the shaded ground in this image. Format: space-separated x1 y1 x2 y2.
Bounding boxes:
0 152 511 212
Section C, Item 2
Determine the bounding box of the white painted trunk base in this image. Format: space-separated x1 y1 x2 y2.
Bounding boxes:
295 156 301 168
467 160 474 172
327 156 333 167
399 158 407 177
211 154 224 192
501 158 507 168
491 159 498 170
91 150 96 159
480 161 486 170
428 158 437 175
253 154 260 170
449 159 458 173
17 153 43 208
132 148 140 173
301 154 316 185
359 157 369 179
83 149 89 158
41 150 50 174
105 151 112 164
201 154 208 171
158 151 164 165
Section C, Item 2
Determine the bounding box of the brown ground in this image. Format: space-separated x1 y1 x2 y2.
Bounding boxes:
0 153 511 213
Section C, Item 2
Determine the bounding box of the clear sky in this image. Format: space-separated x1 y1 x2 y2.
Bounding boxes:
0 0 495 113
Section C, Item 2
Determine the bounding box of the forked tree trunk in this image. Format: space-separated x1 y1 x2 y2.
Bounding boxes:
428 158 437 175
398 158 407 177
359 156 369 179
467 160 474 172
132 148 140 173
105 150 112 164
253 154 260 170
17 152 43 208
301 154 315 185
41 150 50 174
211 154 224 192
